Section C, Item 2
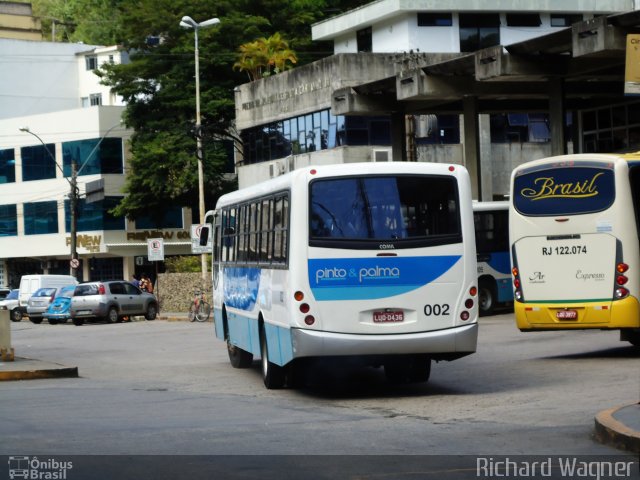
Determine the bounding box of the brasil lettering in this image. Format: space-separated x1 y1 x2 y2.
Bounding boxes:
520 172 604 201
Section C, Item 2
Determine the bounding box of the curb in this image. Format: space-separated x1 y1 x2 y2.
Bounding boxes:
594 403 640 454
0 357 79 382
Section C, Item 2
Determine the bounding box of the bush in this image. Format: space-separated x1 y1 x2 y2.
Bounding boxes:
164 255 210 273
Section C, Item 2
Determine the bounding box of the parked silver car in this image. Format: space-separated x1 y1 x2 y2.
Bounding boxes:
27 286 74 324
70 280 158 326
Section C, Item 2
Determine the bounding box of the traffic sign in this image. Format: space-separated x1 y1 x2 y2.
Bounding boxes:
147 238 164 261
70 258 80 269
191 224 212 254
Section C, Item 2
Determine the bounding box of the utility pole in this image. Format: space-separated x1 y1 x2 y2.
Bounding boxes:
70 161 79 278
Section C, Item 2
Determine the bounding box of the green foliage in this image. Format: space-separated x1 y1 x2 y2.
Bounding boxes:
234 32 297 81
164 255 209 273
33 0 372 223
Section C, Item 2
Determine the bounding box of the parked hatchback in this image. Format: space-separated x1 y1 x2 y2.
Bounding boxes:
42 285 76 325
70 281 158 326
27 286 75 324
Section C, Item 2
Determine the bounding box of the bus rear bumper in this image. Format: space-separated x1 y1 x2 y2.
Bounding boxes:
515 296 640 330
291 323 477 361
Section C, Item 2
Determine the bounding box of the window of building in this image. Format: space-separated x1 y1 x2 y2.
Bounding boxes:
89 257 123 282
417 13 453 27
459 13 500 52
489 113 553 143
135 206 184 229
582 102 640 153
240 110 392 165
21 144 57 181
0 149 15 184
65 196 125 232
415 114 460 144
85 55 98 70
24 201 58 235
357 27 372 53
506 14 541 27
0 204 17 236
62 138 123 176
89 93 102 106
550 14 583 27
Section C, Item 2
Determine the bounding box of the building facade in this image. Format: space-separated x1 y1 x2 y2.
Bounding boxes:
0 39 193 288
0 2 41 41
234 0 639 200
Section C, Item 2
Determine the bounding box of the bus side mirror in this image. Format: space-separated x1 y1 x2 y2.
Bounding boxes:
199 226 209 246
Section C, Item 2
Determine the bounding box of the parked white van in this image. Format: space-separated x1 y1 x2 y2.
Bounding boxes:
18 275 78 316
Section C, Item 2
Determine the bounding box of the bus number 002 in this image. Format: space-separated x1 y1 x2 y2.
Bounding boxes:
424 304 450 316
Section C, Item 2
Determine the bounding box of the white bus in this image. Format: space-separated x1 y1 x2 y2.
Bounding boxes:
509 153 640 346
202 162 479 388
473 201 513 316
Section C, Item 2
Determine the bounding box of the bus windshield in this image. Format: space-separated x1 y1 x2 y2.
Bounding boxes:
309 175 460 247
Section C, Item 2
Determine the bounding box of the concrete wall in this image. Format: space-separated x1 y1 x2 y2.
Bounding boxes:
235 54 401 131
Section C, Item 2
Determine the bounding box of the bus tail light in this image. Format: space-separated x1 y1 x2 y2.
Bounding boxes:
469 286 477 297
299 303 310 314
512 266 523 302
460 311 470 321
294 291 304 301
304 315 315 325
615 287 629 299
465 299 474 309
613 263 630 299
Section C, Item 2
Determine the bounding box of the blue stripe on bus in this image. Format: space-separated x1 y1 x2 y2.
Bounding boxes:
223 267 261 311
486 251 511 275
308 255 461 301
497 278 513 303
213 307 293 367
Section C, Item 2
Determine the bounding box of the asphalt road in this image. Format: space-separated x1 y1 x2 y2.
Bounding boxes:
1 314 638 478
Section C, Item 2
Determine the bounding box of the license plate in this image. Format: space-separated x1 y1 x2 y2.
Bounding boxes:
373 311 404 323
556 309 578 320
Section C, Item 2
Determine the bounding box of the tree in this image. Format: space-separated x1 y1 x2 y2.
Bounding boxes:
49 0 371 224
233 32 297 81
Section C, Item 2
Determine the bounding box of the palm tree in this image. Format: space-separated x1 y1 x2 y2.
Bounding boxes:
233 32 297 81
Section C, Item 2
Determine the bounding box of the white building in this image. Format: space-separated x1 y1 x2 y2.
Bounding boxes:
0 39 192 287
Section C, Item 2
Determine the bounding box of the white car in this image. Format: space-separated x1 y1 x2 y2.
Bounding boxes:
0 289 22 322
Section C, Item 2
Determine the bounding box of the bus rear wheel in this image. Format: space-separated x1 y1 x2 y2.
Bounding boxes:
260 326 286 389
478 279 497 316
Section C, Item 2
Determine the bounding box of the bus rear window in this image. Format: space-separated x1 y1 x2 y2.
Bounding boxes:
513 165 615 216
309 175 460 248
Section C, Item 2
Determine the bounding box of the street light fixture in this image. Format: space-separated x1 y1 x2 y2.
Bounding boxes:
180 15 220 281
19 123 122 279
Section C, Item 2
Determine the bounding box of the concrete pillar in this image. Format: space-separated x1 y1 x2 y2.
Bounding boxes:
0 309 14 361
391 112 407 162
462 96 482 200
549 78 567 156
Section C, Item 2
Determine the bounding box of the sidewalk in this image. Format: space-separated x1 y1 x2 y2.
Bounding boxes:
594 402 640 453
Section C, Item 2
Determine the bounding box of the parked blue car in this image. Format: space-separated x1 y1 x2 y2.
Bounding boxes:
42 285 76 325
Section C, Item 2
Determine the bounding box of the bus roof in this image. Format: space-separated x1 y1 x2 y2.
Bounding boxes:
216 162 468 208
513 152 640 175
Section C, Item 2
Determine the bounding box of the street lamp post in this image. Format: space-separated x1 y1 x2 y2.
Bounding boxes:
20 123 121 279
180 15 220 281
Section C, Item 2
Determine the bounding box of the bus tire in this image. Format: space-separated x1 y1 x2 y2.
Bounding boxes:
478 278 497 316
260 325 286 389
620 329 640 347
384 355 431 384
227 340 253 368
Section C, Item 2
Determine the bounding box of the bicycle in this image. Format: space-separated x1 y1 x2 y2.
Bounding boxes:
188 290 211 322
